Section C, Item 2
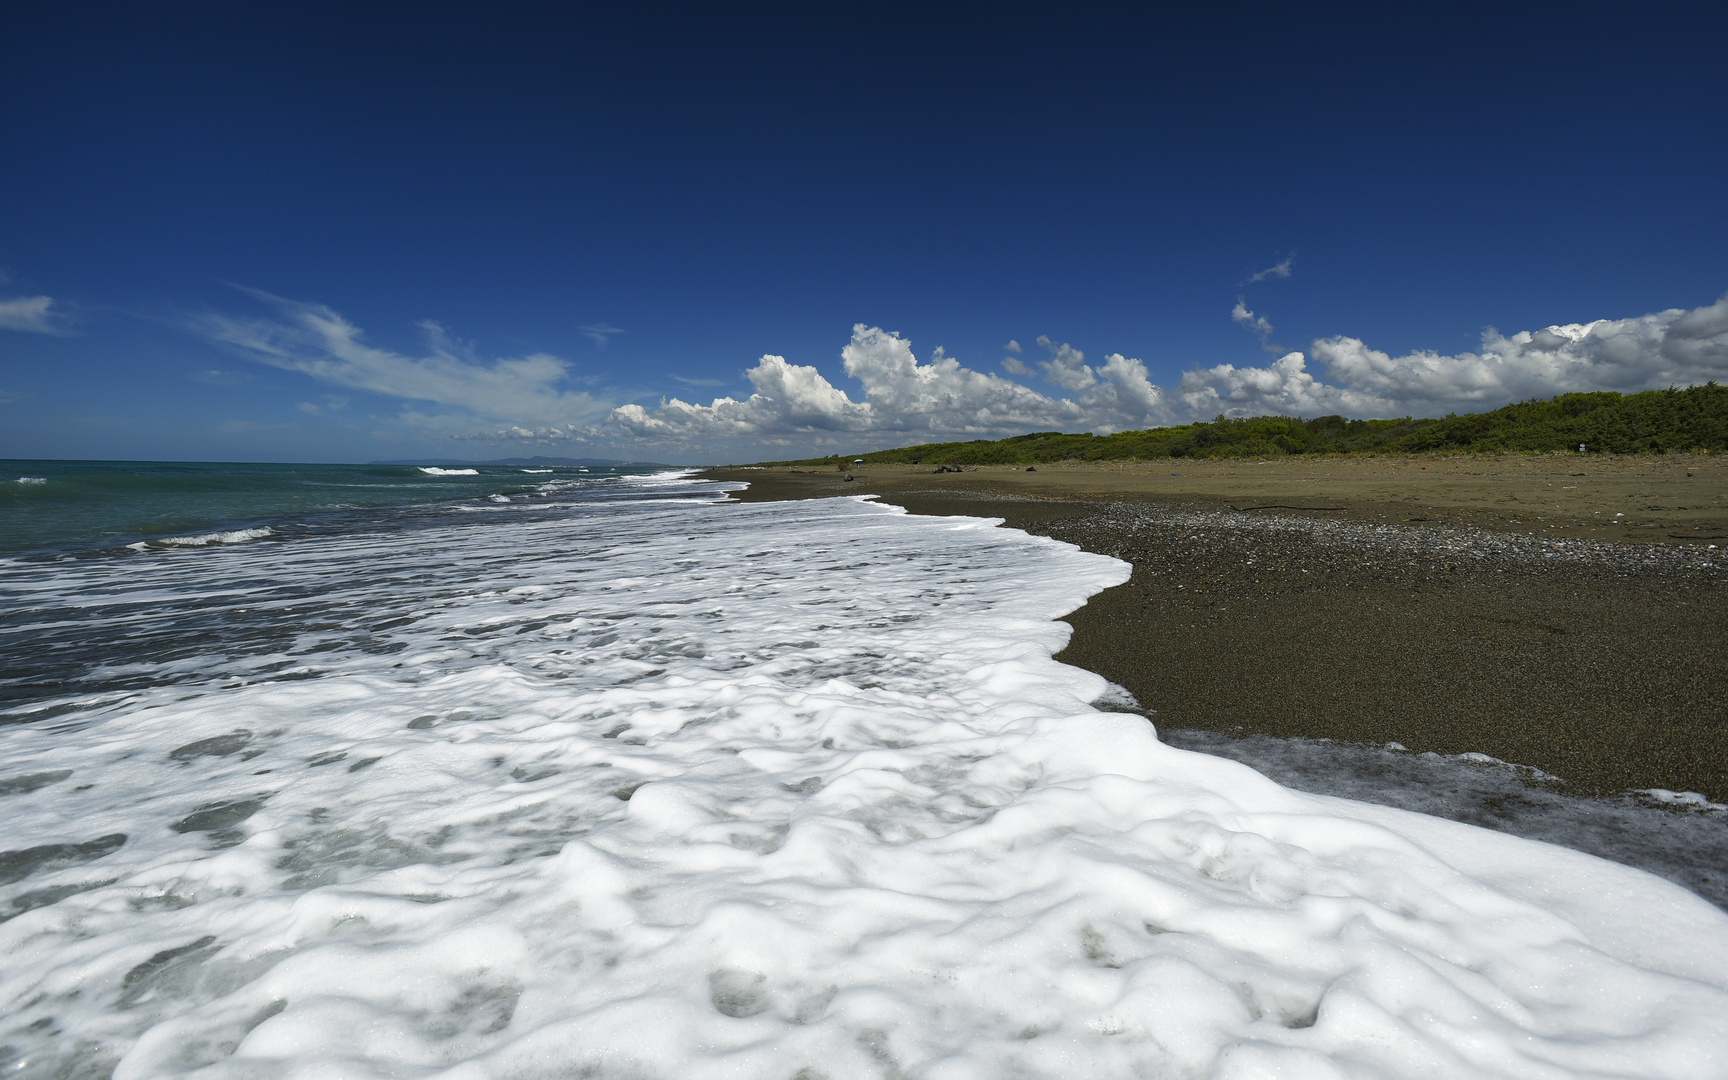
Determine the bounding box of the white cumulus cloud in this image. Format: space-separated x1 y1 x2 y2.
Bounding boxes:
447 425 587 444
613 351 875 440
613 325 1176 445
195 290 610 427
1182 293 1728 418
1178 352 1394 418
1036 335 1096 391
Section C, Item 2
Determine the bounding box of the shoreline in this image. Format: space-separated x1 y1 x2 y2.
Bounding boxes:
700 460 1727 803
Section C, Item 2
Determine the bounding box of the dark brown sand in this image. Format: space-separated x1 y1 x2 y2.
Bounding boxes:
703 459 1728 802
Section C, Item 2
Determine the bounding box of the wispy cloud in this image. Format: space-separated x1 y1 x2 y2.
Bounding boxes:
189 368 250 386
669 374 727 388
1004 339 1023 353
579 323 626 347
193 289 611 429
1244 255 1294 284
296 395 349 414
1231 297 1281 354
0 295 68 335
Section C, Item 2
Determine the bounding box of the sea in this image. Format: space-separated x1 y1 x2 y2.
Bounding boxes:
3 460 1728 1079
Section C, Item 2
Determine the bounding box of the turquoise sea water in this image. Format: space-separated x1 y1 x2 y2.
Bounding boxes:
0 459 673 556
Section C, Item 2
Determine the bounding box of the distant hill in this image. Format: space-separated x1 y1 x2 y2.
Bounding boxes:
760 383 1728 466
370 455 681 467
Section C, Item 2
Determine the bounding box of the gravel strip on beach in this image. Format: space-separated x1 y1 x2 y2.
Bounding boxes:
869 489 1728 909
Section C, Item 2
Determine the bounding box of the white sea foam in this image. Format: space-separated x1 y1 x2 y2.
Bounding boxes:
2 491 1727 1078
11 476 47 485
418 467 479 475
1639 789 1728 812
520 468 554 473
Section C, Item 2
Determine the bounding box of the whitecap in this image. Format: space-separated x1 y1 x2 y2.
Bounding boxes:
11 476 47 485
418 467 479 476
153 526 275 547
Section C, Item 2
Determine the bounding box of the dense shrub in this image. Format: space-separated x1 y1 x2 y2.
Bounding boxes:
757 383 1726 465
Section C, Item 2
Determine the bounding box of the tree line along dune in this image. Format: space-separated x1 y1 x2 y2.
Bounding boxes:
766 383 1727 466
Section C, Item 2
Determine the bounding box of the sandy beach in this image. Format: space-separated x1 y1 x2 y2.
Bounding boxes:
703 455 1728 802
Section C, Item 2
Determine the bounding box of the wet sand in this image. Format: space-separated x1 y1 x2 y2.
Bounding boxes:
703 457 1727 802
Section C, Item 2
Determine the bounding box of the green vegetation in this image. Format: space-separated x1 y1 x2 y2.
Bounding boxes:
760 383 1727 466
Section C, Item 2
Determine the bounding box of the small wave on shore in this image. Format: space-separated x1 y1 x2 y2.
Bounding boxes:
418 466 479 475
125 526 276 551
1157 726 1728 911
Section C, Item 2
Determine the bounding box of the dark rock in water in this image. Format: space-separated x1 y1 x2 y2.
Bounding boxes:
2 878 115 923
0 770 73 797
172 798 266 833
118 936 221 1007
709 968 769 1018
0 834 127 885
843 475 855 482
1025 466 1036 472
170 731 253 762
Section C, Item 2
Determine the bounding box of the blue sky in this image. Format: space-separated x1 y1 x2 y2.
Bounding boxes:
3 2 1725 464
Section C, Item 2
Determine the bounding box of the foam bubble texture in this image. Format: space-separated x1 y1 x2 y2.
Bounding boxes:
2 494 1726 1078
